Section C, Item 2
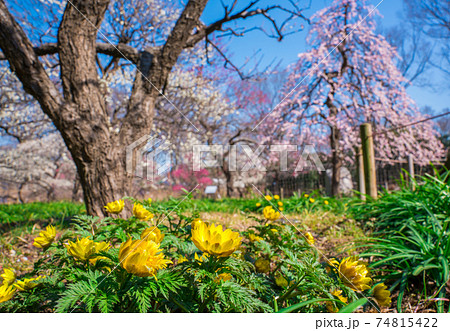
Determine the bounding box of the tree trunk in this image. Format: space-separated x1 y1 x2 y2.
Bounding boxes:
18 183 25 203
221 166 234 198
226 176 234 197
74 146 131 215
330 125 342 197
0 0 209 216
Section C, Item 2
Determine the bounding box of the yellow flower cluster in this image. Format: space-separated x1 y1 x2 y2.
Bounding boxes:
194 252 209 263
331 289 348 303
191 218 204 230
263 206 280 221
373 283 391 307
214 273 232 283
0 268 16 303
248 233 263 243
104 199 124 214
338 256 372 291
119 238 172 278
275 274 288 287
0 283 15 303
141 226 165 244
14 276 46 291
1 268 15 286
33 225 56 250
65 237 110 264
1 268 47 303
305 232 315 245
191 221 242 257
254 258 270 273
326 289 348 312
133 203 154 221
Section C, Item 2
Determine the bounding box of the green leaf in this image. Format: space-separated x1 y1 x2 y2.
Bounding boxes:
338 298 368 313
277 298 339 313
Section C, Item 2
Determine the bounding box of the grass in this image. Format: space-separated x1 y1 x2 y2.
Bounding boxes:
0 201 85 273
0 201 85 224
351 170 450 313
0 192 343 224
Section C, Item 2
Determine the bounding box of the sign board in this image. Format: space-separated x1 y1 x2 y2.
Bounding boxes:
204 186 218 194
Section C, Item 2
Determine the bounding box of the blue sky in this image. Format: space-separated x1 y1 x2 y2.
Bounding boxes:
201 0 450 112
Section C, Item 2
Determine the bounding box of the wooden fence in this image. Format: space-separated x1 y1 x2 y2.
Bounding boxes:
264 158 445 198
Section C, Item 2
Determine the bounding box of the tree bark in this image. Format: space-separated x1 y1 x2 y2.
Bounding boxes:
330 125 342 197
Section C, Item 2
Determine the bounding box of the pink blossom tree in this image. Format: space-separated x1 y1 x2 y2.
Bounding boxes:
272 0 444 196
171 164 212 193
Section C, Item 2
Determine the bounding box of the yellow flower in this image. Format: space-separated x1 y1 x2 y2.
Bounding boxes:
265 195 272 201
338 256 372 291
305 232 315 245
1 268 16 286
324 200 329 205
326 301 338 313
326 258 339 274
0 283 15 303
33 225 56 250
133 203 154 221
273 195 280 200
373 283 391 307
14 276 45 291
254 258 270 273
304 194 309 198
194 252 209 263
104 199 124 214
270 228 278 233
263 206 280 221
140 227 165 244
256 202 261 207
65 237 110 264
279 207 284 211
215 273 232 283
277 201 283 207
191 218 204 230
331 289 348 303
119 238 172 278
147 198 152 204
275 274 288 287
309 198 315 203
248 233 263 243
191 221 242 257
177 255 188 264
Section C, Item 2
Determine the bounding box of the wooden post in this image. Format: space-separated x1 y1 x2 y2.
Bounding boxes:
360 123 377 199
408 154 415 190
356 146 366 200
